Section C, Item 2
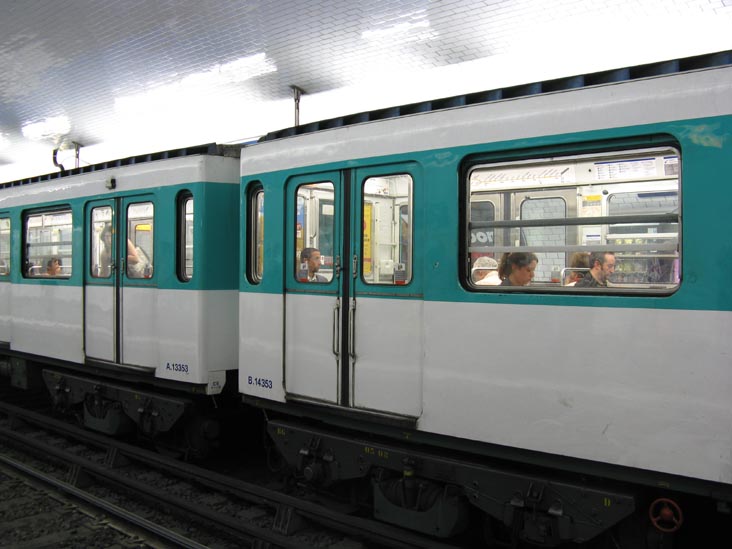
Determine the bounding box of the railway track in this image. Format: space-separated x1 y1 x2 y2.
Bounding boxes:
0 383 464 548
0 455 200 548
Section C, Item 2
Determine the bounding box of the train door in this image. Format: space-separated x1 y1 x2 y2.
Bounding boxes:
349 166 422 417
84 196 156 367
283 164 422 417
284 173 343 404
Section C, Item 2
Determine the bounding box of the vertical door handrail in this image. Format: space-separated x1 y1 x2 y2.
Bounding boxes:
332 297 341 357
348 298 356 360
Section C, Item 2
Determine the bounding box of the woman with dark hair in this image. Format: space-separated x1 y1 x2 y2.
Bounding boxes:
498 252 538 286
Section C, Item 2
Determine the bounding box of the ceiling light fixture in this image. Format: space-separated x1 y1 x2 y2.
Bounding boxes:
21 115 70 141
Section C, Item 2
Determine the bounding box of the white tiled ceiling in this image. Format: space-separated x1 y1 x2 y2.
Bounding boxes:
1 0 731 181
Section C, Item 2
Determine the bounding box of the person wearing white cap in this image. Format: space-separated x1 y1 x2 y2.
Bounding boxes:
471 256 501 286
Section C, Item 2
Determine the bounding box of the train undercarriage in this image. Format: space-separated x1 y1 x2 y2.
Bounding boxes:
0 353 238 460
265 417 729 548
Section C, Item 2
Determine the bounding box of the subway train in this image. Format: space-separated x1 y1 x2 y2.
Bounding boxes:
2 51 732 546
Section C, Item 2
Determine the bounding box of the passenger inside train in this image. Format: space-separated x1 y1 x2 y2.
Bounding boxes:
564 252 590 286
299 247 328 283
498 252 538 286
575 252 616 288
45 257 62 276
472 256 501 285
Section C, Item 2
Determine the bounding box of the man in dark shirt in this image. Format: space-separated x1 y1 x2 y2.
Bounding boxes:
300 247 328 283
576 252 616 288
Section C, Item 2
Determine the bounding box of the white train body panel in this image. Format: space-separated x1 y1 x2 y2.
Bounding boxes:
351 297 423 417
10 284 83 363
284 293 340 403
0 281 9 344
84 285 114 361
154 289 238 388
239 291 285 401
422 302 732 485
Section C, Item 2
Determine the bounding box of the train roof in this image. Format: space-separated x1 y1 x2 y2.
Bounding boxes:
260 49 732 142
240 52 732 177
4 49 731 190
0 143 240 191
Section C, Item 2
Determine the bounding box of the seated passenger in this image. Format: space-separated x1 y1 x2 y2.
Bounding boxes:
575 252 616 288
565 252 590 286
126 239 147 278
472 256 501 286
127 238 140 267
98 225 113 277
299 247 327 282
498 252 538 286
46 257 62 276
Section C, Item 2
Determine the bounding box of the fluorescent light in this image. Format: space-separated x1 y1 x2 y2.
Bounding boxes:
21 115 70 141
115 53 276 117
362 19 431 41
361 10 434 43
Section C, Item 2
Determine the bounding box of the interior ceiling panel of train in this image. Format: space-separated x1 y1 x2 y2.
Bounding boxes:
1 0 730 182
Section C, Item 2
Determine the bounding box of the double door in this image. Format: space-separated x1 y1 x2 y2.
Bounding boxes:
84 196 155 367
284 164 422 418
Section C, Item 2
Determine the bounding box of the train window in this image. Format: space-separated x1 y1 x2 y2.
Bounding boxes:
91 206 113 278
248 186 264 283
127 202 154 278
177 193 194 281
362 174 413 285
24 209 73 278
295 182 334 283
467 148 680 292
0 218 9 276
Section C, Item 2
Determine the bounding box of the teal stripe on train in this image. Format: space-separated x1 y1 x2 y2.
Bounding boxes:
240 115 732 312
2 181 239 292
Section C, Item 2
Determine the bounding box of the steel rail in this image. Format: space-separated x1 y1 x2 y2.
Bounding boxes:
0 399 461 549
0 453 209 549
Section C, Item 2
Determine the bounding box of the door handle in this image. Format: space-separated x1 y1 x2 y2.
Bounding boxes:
332 297 341 357
348 298 356 360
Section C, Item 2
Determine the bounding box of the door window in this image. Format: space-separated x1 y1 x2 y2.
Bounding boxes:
127 202 154 278
295 182 334 283
0 218 9 276
362 174 413 285
91 206 113 278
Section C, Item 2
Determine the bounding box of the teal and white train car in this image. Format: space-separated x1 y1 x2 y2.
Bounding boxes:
0 145 240 454
239 52 732 545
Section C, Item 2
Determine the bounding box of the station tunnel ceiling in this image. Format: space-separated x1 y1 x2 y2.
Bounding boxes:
1 0 731 181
